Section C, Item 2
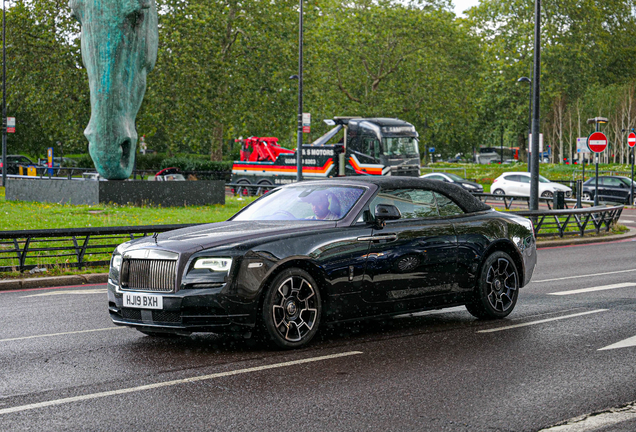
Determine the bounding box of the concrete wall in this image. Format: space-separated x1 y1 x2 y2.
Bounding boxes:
6 179 225 206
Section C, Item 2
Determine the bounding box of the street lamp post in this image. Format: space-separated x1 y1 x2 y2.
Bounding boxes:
1 0 6 188
517 77 532 172
529 0 541 211
294 0 304 182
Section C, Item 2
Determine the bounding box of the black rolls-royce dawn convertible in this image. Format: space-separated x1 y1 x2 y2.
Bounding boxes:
108 177 537 348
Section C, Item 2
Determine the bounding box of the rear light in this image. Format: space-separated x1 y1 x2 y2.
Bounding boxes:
493 178 498 183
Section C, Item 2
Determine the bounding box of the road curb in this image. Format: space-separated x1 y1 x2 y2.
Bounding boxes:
0 227 634 291
0 273 108 291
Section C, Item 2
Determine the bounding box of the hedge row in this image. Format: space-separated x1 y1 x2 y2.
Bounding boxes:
67 154 233 174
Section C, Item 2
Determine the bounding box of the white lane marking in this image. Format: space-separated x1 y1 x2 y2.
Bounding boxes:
477 309 608 333
599 335 636 351
532 268 636 283
0 351 363 415
548 283 636 296
20 289 107 298
0 327 126 343
394 306 466 319
620 219 634 223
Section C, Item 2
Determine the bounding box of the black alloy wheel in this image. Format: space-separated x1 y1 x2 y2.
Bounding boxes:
261 268 321 349
466 251 519 319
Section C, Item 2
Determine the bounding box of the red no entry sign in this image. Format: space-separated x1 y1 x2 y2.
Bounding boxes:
587 131 608 153
628 132 636 148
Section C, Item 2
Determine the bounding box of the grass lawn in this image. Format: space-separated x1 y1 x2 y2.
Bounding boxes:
0 187 257 231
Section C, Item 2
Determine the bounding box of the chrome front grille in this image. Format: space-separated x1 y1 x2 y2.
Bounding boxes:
121 259 177 292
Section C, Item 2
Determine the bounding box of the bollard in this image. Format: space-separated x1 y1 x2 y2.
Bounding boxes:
576 180 582 208
553 190 565 209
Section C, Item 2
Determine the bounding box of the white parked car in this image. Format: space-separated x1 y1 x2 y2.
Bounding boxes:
491 172 571 198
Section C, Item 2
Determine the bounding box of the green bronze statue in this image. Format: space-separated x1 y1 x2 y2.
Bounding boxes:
70 0 158 180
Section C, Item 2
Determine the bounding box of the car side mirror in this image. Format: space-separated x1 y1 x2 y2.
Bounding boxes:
374 204 401 228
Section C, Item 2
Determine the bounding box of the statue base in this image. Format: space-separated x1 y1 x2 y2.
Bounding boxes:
5 178 225 207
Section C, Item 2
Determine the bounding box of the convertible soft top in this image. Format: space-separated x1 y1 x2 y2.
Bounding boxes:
334 176 492 214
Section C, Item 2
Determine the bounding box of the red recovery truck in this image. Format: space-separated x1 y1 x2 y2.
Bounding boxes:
231 117 421 195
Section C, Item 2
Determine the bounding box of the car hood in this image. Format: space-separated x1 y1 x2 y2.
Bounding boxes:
549 183 572 192
459 180 483 190
122 221 337 254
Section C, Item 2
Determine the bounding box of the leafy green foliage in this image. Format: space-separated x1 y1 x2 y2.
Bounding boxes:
7 0 636 167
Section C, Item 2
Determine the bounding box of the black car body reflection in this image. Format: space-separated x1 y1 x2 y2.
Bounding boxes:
107 177 537 348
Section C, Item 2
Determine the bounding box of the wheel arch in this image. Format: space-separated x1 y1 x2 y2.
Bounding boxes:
255 258 329 319
479 240 526 287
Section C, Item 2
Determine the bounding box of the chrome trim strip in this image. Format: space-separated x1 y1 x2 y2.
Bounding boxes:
123 249 178 260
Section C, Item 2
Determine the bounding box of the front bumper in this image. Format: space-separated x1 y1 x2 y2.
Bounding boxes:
521 241 537 287
107 281 255 334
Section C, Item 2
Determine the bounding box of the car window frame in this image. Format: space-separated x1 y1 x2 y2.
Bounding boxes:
355 187 465 225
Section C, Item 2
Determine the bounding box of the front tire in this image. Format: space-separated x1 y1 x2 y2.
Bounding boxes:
541 190 553 198
581 191 593 201
466 251 519 319
261 268 321 349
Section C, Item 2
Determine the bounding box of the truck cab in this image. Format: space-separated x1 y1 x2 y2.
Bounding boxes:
341 118 420 177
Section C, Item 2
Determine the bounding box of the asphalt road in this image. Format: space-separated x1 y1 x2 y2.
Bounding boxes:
1 237 636 431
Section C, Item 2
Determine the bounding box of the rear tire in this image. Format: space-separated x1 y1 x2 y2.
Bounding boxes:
261 268 321 349
466 251 519 319
492 189 505 200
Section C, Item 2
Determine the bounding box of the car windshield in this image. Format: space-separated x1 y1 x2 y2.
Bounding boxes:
538 175 550 183
619 177 636 186
233 185 365 221
445 173 466 181
381 137 419 157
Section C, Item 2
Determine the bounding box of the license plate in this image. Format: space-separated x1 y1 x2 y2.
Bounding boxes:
122 292 163 310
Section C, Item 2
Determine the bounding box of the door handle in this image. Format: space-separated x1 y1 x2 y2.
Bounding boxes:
357 234 397 242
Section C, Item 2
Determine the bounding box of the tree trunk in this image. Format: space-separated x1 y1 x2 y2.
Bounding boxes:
210 124 223 161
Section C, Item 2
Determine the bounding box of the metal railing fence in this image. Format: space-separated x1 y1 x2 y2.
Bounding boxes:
515 205 623 238
473 193 597 210
0 224 194 273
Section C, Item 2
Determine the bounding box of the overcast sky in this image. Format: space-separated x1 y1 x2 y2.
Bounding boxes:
453 0 480 16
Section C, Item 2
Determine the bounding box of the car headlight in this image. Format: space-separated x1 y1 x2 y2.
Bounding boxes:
193 257 233 272
111 254 123 272
463 183 477 189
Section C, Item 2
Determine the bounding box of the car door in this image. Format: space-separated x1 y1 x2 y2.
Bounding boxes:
504 175 524 196
603 177 628 203
516 174 531 196
360 188 458 304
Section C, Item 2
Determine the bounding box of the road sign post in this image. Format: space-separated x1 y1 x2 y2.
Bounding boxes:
629 132 635 206
576 137 589 182
587 130 608 206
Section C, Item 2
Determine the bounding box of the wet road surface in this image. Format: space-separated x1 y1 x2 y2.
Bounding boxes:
1 239 636 431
